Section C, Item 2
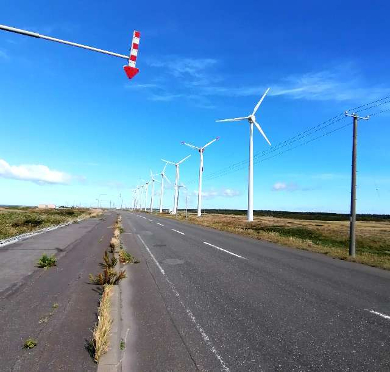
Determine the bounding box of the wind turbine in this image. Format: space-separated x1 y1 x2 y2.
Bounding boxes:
216 88 271 222
178 183 189 218
181 137 219 217
143 180 149 212
149 170 159 213
161 155 191 214
159 161 171 213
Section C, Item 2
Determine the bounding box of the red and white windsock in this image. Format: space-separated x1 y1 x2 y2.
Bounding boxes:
124 30 140 79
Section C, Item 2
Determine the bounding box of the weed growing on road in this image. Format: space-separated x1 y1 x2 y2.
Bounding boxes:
100 250 118 269
23 338 37 349
119 249 139 264
52 303 59 309
91 284 113 362
37 254 56 268
109 237 120 252
89 268 126 285
120 339 125 350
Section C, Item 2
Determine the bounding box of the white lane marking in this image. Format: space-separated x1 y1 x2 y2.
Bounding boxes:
157 223 164 226
148 219 153 222
137 235 230 372
366 309 390 320
142 217 147 219
171 229 185 235
203 242 246 259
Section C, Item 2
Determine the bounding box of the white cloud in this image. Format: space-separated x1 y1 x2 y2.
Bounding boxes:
189 187 240 199
149 93 182 102
0 159 71 185
147 57 217 80
222 188 240 197
272 182 298 191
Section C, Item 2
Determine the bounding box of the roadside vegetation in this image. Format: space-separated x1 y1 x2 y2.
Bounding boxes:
0 207 102 240
89 214 138 363
37 254 57 268
23 338 37 349
166 211 390 270
90 284 113 362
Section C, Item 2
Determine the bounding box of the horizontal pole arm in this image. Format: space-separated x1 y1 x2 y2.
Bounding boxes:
0 24 129 60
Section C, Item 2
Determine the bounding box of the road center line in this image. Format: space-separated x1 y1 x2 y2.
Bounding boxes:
137 235 230 372
171 229 185 235
203 242 246 259
366 309 390 320
156 222 164 226
148 219 153 222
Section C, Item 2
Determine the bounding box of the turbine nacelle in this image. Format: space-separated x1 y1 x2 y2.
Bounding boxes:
216 88 271 146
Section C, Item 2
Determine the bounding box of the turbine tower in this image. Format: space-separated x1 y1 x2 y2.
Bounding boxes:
161 155 191 215
159 161 171 213
216 88 271 222
149 170 159 213
144 181 149 212
181 137 219 217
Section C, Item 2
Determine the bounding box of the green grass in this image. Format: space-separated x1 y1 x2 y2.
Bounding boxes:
0 207 92 240
23 338 37 349
37 254 57 268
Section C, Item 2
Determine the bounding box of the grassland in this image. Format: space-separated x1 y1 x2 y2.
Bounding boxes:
0 207 101 240
165 211 390 270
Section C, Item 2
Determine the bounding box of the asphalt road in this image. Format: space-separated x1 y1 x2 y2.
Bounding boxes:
120 211 390 372
0 212 116 372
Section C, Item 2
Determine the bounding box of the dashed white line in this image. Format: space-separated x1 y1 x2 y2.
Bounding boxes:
171 229 185 235
366 309 390 320
157 222 164 226
203 241 246 259
137 235 230 372
148 219 153 222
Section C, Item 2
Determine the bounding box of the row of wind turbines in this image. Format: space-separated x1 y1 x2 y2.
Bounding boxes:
132 88 272 222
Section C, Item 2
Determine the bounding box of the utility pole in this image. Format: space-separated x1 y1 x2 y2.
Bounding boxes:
345 111 369 257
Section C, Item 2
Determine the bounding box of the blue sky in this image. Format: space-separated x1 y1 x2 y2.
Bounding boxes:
0 0 389 213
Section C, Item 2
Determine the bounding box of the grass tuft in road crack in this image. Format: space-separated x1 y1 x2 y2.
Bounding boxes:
37 254 56 268
23 338 37 349
119 249 139 264
90 249 126 285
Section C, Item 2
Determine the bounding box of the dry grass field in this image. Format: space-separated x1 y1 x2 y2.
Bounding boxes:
165 212 390 270
0 207 102 240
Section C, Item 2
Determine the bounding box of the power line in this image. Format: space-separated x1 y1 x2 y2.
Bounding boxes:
197 102 389 184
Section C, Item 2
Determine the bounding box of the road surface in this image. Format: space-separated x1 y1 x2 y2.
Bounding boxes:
120 211 390 372
0 212 116 372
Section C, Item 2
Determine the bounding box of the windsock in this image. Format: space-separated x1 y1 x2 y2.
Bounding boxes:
124 30 140 79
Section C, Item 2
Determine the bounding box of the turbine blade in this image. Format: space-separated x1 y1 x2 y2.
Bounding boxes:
164 174 171 184
252 88 270 116
161 158 175 165
162 163 168 173
254 121 271 146
181 141 199 150
178 154 191 164
216 116 249 122
203 136 219 149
